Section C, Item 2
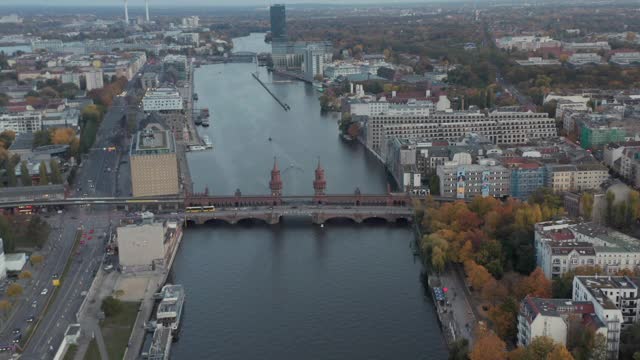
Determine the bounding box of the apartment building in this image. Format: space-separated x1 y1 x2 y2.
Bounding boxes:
568 53 603 66
573 276 627 359
517 296 607 349
610 52 640 66
0 110 42 135
436 162 511 199
544 163 609 192
365 109 556 155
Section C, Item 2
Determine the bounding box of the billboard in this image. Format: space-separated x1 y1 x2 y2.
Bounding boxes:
481 171 490 198
456 168 466 199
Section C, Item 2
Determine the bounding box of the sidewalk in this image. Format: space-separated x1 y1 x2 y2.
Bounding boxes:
433 264 477 346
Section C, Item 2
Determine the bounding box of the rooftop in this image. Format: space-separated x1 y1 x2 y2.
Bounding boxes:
131 129 176 156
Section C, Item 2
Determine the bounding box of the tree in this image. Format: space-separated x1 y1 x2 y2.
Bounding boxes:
547 346 574 360
5 162 16 187
38 161 48 185
6 283 23 298
429 175 441 196
101 296 124 317
26 216 50 248
470 331 507 360
49 159 62 184
18 271 31 279
465 260 493 291
20 161 31 186
606 190 615 225
30 254 44 266
0 215 14 253
581 193 594 221
32 129 52 147
449 338 469 360
488 297 518 340
621 322 640 359
515 267 552 299
0 299 11 316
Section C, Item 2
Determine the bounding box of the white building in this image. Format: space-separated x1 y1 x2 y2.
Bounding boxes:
117 221 178 272
364 109 556 155
84 69 104 91
350 98 434 117
0 111 42 135
495 36 560 51
515 57 561 66
142 88 183 112
5 253 26 272
436 162 511 199
573 276 626 359
31 39 64 53
610 52 640 66
303 45 332 81
564 41 611 52
181 16 199 28
177 33 199 46
568 53 603 66
518 296 607 350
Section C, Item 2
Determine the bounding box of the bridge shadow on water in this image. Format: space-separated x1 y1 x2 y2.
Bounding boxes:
184 216 410 229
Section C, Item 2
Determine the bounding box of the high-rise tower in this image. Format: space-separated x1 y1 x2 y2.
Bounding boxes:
145 0 150 23
124 0 129 24
269 4 287 43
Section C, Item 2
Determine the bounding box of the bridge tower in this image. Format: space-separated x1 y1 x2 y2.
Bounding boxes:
269 158 283 204
313 159 326 203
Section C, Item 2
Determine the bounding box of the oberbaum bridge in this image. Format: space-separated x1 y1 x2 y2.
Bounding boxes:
0 160 460 225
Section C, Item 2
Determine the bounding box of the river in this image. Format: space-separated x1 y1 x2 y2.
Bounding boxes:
169 33 447 360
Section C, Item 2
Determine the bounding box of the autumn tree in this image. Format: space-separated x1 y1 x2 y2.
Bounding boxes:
0 299 10 316
488 297 519 340
515 267 552 299
6 283 23 298
18 271 32 279
465 260 493 291
30 254 44 266
482 278 508 305
581 193 594 221
470 330 507 360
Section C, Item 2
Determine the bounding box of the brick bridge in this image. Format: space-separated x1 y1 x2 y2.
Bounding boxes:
183 160 414 225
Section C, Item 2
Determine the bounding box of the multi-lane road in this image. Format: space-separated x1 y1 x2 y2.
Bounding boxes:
0 74 144 359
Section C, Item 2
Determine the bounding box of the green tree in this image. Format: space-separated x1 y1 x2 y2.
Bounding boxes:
49 159 62 184
621 322 640 359
627 191 640 227
26 216 50 248
0 215 14 253
429 175 441 196
32 129 52 147
101 296 124 317
449 338 469 360
5 162 16 187
606 190 615 225
581 193 594 221
38 161 48 185
20 161 31 186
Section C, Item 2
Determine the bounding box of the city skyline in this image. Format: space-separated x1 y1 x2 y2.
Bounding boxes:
2 0 471 7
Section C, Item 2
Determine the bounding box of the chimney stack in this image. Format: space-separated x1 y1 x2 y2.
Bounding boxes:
124 0 129 24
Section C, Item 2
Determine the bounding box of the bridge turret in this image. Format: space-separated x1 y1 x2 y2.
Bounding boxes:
269 158 283 198
313 159 326 201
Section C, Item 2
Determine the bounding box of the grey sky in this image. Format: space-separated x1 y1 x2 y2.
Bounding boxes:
1 0 420 6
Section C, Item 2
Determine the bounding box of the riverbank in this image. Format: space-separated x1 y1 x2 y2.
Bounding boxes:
414 224 476 349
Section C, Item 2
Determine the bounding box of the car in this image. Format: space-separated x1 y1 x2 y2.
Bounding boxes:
12 335 21 344
52 273 59 279
80 240 86 245
31 300 37 308
26 316 34 323
41 288 48 295
104 264 114 272
11 329 20 335
89 229 94 234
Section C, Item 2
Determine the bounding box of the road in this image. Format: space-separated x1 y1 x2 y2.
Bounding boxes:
0 73 145 359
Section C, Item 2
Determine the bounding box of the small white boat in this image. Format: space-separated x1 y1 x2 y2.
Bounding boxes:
203 135 213 149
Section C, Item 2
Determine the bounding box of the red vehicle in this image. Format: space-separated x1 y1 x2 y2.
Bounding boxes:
89 229 94 234
17 206 33 215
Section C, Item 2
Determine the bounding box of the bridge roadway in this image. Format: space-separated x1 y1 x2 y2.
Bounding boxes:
184 204 414 225
0 194 460 210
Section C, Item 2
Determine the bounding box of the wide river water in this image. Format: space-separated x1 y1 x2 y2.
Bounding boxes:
169 33 447 360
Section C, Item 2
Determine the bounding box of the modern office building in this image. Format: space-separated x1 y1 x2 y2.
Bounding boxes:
142 88 183 112
130 127 180 197
270 4 287 43
161 54 188 81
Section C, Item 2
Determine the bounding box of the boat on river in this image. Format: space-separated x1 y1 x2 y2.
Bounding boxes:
156 284 186 336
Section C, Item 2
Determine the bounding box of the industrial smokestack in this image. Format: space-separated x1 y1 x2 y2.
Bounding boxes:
145 0 150 22
124 0 129 24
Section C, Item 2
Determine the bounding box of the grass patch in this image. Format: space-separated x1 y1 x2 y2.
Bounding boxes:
84 339 100 360
63 344 78 360
101 301 140 360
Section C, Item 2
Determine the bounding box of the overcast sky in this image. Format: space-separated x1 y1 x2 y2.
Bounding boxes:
1 0 423 6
